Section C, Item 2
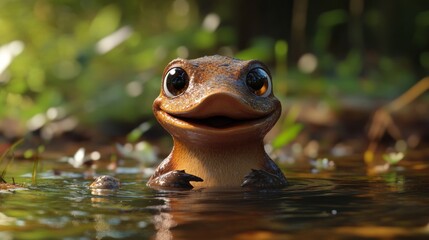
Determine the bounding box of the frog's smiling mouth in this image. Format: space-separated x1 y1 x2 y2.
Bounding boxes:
183 115 251 129
163 113 268 130
155 106 279 137
155 91 279 132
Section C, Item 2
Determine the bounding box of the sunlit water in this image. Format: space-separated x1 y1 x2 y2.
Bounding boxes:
1 157 429 240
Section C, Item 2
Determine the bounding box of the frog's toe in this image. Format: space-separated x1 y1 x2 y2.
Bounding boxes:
149 170 203 190
241 169 287 189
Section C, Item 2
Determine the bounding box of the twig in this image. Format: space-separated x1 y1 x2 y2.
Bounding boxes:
366 76 429 155
386 76 429 112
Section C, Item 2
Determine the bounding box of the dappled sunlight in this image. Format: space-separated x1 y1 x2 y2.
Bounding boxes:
0 41 24 76
96 26 133 54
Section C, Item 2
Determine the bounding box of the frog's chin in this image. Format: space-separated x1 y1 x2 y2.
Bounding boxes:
155 108 280 146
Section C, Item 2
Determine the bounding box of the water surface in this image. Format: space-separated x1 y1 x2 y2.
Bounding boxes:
0 156 428 239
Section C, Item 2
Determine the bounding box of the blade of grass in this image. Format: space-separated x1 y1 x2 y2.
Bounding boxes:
0 175 5 183
0 139 24 182
32 157 39 185
0 139 24 164
1 152 15 183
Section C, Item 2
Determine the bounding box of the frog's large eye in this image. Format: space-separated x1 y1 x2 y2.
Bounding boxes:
163 67 189 97
245 68 272 97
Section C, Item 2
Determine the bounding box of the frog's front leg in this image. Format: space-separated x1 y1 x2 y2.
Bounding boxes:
241 169 287 189
147 170 203 190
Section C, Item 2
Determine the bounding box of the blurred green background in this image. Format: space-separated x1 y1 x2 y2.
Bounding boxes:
1 0 428 140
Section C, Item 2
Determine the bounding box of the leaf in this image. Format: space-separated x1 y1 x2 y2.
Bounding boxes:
89 5 121 39
126 122 152 143
271 123 303 149
383 152 404 165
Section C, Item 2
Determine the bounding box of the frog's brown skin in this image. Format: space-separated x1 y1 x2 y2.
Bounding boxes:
147 55 287 190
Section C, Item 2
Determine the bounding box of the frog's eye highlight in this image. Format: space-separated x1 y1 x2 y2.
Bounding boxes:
245 68 272 97
163 67 189 97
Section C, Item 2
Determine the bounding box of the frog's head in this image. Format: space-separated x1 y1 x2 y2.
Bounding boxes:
153 55 281 146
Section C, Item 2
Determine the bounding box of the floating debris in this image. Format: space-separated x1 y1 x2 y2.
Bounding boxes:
89 175 120 190
0 183 28 193
310 158 336 172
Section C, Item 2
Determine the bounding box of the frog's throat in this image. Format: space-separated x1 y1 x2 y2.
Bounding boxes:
168 140 268 187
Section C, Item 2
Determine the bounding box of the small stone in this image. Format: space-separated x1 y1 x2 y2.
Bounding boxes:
89 175 120 189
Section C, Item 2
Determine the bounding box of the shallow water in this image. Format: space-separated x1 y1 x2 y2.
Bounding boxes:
1 156 429 240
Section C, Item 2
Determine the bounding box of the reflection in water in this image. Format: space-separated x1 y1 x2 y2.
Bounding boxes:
93 213 126 240
148 175 429 239
153 202 176 240
90 186 130 239
150 180 338 240
150 196 176 240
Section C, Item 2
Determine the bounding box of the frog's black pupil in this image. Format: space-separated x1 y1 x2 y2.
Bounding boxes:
246 68 267 90
171 74 186 89
166 68 189 96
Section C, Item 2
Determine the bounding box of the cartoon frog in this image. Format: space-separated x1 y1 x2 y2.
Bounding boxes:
147 55 287 189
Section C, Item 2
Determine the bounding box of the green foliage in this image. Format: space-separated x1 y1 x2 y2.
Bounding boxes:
271 105 303 149
383 152 404 165
313 9 347 54
0 1 216 130
236 37 275 62
272 123 303 150
89 5 121 39
127 122 151 143
0 1 425 140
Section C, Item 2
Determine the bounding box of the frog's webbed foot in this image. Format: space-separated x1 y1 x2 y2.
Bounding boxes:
147 170 203 190
241 169 287 189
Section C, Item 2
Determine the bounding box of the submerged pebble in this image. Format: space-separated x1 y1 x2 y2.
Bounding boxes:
89 175 120 189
